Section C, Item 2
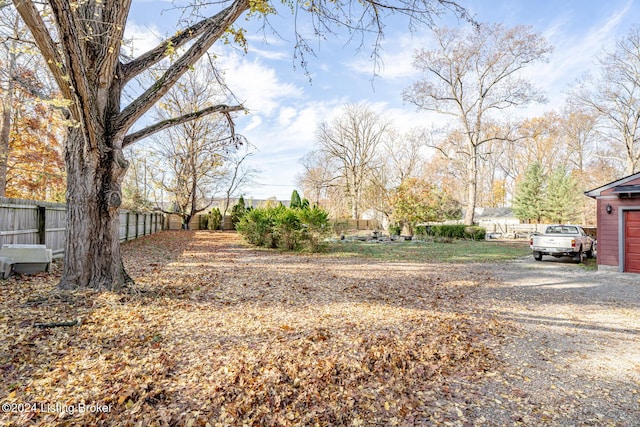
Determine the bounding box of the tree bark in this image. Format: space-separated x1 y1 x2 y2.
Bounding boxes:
464 151 478 225
0 89 11 197
0 44 16 198
59 127 131 291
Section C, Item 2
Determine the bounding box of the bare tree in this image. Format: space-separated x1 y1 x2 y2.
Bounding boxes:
404 23 552 224
220 142 260 217
317 103 390 219
0 5 53 197
298 150 337 206
121 145 152 211
13 0 469 290
149 66 237 229
569 25 640 176
0 9 19 197
367 129 425 223
382 129 424 187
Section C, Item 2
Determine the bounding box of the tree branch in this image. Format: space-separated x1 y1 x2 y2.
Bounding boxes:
121 12 226 84
123 104 244 147
12 0 70 99
114 0 250 137
34 320 79 328
93 1 132 89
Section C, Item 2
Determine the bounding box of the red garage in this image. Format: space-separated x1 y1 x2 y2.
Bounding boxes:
585 172 640 273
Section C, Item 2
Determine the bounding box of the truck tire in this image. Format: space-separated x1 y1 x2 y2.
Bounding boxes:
572 246 585 263
585 245 594 259
533 251 543 261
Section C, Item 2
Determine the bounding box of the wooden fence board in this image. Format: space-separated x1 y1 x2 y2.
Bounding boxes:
0 197 164 257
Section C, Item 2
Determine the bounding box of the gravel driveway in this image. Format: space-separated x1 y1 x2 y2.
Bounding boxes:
470 255 640 426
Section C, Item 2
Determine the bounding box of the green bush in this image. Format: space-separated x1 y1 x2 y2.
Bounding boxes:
275 207 301 250
298 206 330 252
427 224 486 240
236 207 278 248
464 226 486 241
388 223 402 236
414 225 428 236
207 208 222 230
236 204 330 252
230 196 248 230
430 224 467 239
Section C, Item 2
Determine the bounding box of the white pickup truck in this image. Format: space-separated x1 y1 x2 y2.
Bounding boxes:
529 225 595 263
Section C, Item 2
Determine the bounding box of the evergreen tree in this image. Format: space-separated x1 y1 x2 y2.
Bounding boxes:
231 195 247 229
513 162 545 223
207 208 223 230
290 190 303 209
543 167 580 223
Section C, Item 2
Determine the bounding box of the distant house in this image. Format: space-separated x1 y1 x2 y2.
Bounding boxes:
585 172 640 273
473 207 519 227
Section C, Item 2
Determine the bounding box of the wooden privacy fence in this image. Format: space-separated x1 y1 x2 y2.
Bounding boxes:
0 197 163 258
164 213 234 230
332 219 381 234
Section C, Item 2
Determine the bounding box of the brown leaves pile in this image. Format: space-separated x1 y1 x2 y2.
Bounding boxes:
0 231 508 426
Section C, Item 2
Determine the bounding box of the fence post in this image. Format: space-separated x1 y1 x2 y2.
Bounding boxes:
143 213 147 236
125 212 130 241
37 206 46 245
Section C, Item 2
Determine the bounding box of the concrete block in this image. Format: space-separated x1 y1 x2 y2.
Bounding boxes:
0 256 14 279
0 244 52 275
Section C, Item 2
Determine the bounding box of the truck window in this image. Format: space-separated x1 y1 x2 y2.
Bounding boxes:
545 226 578 234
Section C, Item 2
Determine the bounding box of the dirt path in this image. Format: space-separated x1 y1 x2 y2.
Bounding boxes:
470 256 640 425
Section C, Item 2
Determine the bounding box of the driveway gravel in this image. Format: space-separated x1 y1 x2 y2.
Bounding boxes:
470 255 640 426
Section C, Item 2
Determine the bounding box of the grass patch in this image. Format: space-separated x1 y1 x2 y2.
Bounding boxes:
580 257 599 270
327 240 531 263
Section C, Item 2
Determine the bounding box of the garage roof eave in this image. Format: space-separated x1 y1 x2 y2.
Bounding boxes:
584 171 640 198
612 185 640 198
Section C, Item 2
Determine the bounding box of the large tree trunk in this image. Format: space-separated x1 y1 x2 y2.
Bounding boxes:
59 127 131 291
464 152 478 225
0 54 15 198
0 97 10 197
350 188 359 220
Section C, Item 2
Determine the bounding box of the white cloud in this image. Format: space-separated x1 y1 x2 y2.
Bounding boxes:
219 53 303 116
123 21 164 57
277 106 297 127
343 25 447 81
251 47 290 61
518 1 632 116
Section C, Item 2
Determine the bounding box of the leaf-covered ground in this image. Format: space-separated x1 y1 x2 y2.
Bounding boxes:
0 231 638 426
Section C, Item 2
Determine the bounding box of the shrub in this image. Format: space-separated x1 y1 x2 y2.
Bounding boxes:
236 207 278 248
414 225 428 237
230 196 247 229
464 226 486 241
430 224 466 239
427 224 486 240
199 215 208 230
275 207 301 250
298 206 330 252
207 208 222 230
388 223 402 236
236 204 331 252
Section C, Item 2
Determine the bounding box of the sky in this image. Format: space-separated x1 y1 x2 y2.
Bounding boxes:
126 0 640 200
